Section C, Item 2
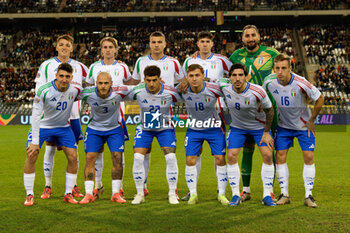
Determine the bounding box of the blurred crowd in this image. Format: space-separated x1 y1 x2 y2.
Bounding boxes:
0 0 348 13
0 67 35 104
315 65 349 105
302 25 350 66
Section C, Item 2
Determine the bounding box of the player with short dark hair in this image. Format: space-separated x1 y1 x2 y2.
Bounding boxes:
129 65 182 205
219 63 276 206
28 34 88 200
24 63 82 206
181 31 232 201
132 32 185 196
229 25 279 201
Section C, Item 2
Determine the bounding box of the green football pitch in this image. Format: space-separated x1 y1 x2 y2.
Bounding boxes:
0 125 349 232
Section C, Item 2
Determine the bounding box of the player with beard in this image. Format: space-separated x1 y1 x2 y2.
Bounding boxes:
229 25 279 202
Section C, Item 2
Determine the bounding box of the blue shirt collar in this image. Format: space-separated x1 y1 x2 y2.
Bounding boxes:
101 60 118 66
148 54 167 60
52 79 70 92
145 83 164 95
232 82 249 94
197 53 214 60
95 87 112 98
54 56 71 63
277 73 294 86
188 81 206 93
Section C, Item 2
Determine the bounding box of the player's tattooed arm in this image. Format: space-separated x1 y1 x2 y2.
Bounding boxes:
263 107 274 132
260 107 275 150
162 147 176 155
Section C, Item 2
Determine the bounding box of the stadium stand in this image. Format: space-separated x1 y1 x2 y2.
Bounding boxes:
0 0 60 13
1 0 348 13
314 65 350 114
301 25 350 65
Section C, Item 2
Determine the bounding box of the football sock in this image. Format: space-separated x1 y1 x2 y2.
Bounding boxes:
121 153 125 190
185 165 197 195
303 163 315 198
24 173 35 196
241 147 254 191
227 163 240 196
243 186 251 193
261 163 274 198
143 153 151 188
95 152 103 189
196 155 201 180
43 145 56 187
65 172 77 195
76 151 79 186
84 180 94 196
112 180 122 195
216 165 227 195
133 153 145 195
276 163 289 196
165 153 178 195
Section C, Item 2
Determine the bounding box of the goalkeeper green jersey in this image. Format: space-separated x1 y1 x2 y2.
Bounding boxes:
229 45 279 85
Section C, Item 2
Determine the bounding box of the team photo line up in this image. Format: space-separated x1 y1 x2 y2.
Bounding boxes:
23 26 324 208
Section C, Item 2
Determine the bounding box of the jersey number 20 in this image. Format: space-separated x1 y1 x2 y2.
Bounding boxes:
56 101 67 111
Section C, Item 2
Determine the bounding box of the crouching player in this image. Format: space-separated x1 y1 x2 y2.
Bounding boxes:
129 65 181 205
219 63 276 206
78 72 133 204
263 54 324 207
24 63 81 206
178 64 229 205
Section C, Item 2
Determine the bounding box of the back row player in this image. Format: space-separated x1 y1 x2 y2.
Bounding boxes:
229 25 279 201
84 37 133 199
30 35 88 199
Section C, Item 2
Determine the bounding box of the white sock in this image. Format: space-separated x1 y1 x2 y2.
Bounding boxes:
261 163 275 198
276 163 289 196
76 151 79 186
121 153 125 190
112 180 122 195
43 145 56 187
216 165 227 195
24 173 35 196
243 186 251 193
165 153 178 195
144 153 151 188
196 155 201 180
95 152 103 189
133 153 145 195
227 163 240 196
84 180 94 196
303 163 315 198
185 165 197 195
65 172 77 195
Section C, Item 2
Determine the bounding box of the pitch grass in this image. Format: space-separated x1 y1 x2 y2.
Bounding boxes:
0 125 349 233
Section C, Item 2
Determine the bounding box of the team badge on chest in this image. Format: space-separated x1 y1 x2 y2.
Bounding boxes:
291 89 296 97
